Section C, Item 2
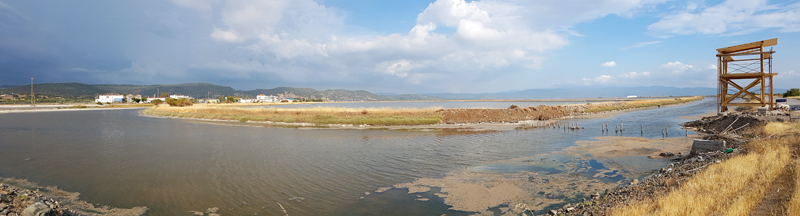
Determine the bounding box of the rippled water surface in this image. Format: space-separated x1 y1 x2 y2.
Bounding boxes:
0 99 715 215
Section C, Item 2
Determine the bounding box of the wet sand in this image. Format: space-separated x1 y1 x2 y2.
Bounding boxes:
563 136 695 159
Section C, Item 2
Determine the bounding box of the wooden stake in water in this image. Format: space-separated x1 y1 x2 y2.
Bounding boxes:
621 120 624 131
641 124 643 134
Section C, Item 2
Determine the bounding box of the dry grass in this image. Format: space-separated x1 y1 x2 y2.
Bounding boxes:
788 161 800 215
763 122 800 136
142 105 443 126
615 120 800 216
583 96 704 113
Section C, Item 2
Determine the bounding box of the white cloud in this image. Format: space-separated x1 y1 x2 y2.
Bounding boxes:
707 64 718 70
601 61 617 67
192 0 680 91
660 61 693 74
649 0 800 35
210 28 239 42
622 71 650 78
582 75 613 84
619 41 661 50
171 0 213 11
382 60 412 78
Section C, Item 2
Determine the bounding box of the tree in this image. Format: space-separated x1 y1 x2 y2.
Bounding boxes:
141 96 148 102
226 96 236 103
151 99 163 105
122 94 127 103
218 95 225 102
133 98 141 103
783 88 800 97
165 98 178 106
161 92 170 97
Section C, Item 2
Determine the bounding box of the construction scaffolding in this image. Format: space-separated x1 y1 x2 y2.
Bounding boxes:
716 38 778 112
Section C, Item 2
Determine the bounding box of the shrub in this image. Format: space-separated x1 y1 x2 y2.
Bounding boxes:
165 98 178 106
151 99 163 105
783 88 800 97
177 98 193 107
508 104 519 109
96 101 104 105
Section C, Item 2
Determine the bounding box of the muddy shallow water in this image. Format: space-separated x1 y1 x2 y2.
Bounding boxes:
0 99 715 215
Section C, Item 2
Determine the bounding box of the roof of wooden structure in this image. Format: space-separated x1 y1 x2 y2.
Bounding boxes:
717 38 777 54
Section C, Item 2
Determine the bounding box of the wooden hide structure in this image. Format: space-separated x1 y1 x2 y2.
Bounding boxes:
716 38 777 112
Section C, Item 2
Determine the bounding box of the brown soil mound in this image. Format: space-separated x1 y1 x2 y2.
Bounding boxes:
683 114 767 134
438 105 582 124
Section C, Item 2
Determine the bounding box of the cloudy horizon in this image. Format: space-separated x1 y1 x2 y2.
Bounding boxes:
1 0 799 94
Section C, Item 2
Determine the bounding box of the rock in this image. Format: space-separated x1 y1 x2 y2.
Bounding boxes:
549 209 558 215
659 152 675 157
0 193 7 202
630 179 639 185
566 207 575 212
591 192 600 199
188 211 203 215
205 207 219 213
690 139 726 155
364 192 370 196
1 209 8 215
209 213 220 216
21 202 55 216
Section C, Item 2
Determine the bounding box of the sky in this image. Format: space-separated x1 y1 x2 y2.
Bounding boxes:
1 0 799 93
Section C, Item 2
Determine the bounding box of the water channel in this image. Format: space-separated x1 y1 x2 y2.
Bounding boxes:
0 99 715 215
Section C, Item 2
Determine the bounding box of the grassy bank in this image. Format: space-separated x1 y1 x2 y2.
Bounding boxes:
614 121 800 215
583 96 704 113
142 97 706 126
143 106 442 126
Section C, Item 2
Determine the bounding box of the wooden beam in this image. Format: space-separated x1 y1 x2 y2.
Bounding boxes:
717 38 778 54
724 103 768 107
720 73 778 79
722 79 761 104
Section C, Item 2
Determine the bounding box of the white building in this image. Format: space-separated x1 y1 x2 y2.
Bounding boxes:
169 94 194 100
96 95 124 103
256 94 278 102
147 97 167 103
626 95 638 98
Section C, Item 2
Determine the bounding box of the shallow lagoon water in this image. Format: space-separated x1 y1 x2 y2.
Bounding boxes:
0 99 714 215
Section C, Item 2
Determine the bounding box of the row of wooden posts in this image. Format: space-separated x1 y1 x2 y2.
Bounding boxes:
544 120 688 137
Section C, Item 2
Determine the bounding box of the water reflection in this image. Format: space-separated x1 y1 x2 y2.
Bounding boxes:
0 98 715 215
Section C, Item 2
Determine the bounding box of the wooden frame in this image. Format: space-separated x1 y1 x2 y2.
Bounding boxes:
716 38 777 112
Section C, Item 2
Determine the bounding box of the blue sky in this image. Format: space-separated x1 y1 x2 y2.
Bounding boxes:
1 0 799 93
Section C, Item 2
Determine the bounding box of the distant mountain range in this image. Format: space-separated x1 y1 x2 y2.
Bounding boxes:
3 82 780 101
0 83 439 101
424 86 721 100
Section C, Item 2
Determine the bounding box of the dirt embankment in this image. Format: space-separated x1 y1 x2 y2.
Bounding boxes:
437 105 582 124
555 112 796 216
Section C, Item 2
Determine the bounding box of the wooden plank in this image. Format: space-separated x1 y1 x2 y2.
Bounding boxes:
723 79 761 104
723 103 767 107
717 38 778 54
720 73 778 79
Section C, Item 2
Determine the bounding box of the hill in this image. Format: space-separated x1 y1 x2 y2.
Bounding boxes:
424 86 720 99
0 83 439 101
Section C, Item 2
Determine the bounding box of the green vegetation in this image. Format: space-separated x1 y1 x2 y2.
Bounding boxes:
160 92 170 97
783 88 800 97
583 96 704 113
151 99 163 105
96 101 104 105
165 98 193 107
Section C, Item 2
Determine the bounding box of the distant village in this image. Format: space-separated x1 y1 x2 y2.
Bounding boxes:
94 93 293 104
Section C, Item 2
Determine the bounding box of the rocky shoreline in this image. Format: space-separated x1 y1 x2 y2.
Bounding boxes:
551 111 794 216
0 178 147 216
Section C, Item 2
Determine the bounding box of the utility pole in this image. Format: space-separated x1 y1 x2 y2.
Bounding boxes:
30 77 34 107
157 88 160 97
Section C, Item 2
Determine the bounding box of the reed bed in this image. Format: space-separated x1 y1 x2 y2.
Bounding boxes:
143 105 443 126
583 96 704 113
